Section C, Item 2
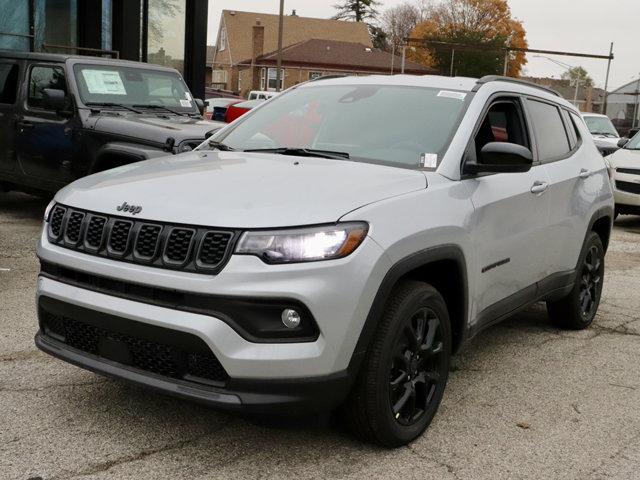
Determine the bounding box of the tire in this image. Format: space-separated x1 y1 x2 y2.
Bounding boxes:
547 231 605 330
344 280 451 447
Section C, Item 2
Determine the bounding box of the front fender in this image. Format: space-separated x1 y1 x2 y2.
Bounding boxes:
91 142 170 173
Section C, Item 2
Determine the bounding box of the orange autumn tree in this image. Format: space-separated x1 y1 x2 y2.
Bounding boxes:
408 0 527 77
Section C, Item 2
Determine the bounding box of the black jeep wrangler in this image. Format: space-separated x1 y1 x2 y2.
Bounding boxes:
0 52 224 194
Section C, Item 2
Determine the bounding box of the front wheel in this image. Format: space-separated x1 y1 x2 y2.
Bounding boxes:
344 281 451 447
547 231 605 329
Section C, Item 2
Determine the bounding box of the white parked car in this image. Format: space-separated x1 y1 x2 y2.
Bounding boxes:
582 113 622 156
605 132 640 217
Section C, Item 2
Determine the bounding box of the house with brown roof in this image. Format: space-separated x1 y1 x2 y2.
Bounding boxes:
210 10 437 96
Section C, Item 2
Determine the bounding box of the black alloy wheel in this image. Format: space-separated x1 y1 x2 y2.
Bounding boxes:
344 281 451 447
547 231 605 330
578 244 603 319
389 307 445 426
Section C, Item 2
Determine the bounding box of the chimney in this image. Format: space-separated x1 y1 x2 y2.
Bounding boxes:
252 21 265 90
252 21 265 64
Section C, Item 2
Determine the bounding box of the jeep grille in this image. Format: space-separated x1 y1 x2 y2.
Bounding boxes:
46 204 237 275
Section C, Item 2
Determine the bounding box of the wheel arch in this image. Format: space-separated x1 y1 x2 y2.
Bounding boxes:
347 244 469 376
589 208 613 253
89 143 163 174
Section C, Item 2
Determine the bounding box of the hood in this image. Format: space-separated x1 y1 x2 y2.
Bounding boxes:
608 147 640 169
56 152 427 228
592 136 620 148
92 113 225 145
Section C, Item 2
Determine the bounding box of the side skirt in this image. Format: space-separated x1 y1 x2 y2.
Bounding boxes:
467 269 576 341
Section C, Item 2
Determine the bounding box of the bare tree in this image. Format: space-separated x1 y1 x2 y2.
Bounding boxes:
382 2 425 47
148 0 183 45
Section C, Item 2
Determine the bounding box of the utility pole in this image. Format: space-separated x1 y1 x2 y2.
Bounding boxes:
570 78 582 109
401 45 406 74
503 49 509 76
275 0 284 92
602 42 614 115
450 49 455 77
632 76 640 130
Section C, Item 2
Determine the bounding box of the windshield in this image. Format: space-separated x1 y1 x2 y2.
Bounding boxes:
626 132 640 150
584 115 619 137
204 84 470 168
73 64 198 114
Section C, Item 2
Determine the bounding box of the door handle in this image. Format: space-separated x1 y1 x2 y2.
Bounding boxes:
530 181 549 194
16 121 34 130
579 168 591 179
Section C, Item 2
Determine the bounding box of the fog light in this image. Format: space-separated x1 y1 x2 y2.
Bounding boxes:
281 309 301 329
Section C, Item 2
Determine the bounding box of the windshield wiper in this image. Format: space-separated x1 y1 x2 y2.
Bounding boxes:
243 147 350 160
85 102 143 114
133 104 188 116
207 140 235 151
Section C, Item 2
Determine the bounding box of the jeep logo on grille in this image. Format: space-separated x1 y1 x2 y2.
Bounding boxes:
116 202 142 215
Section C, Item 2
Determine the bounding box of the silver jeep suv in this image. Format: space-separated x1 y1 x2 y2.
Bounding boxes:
35 74 614 447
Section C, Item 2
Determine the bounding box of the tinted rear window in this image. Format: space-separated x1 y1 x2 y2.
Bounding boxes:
527 99 571 162
0 63 19 104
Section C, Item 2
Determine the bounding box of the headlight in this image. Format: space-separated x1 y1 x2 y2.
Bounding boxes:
603 157 614 180
236 222 368 264
44 200 56 221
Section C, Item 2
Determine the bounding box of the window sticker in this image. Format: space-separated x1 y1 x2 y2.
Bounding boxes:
184 91 192 101
82 69 127 95
180 99 192 108
438 90 467 101
420 153 438 168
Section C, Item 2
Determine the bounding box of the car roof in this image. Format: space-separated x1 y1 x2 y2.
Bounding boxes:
0 50 179 73
300 73 577 111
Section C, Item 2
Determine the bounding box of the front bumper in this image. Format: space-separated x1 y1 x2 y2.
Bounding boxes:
35 331 352 415
612 173 640 210
36 226 392 411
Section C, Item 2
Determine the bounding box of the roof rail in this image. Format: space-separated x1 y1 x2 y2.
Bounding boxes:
310 74 347 82
473 75 561 97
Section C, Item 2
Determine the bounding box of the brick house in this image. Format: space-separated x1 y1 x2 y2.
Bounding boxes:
210 10 437 96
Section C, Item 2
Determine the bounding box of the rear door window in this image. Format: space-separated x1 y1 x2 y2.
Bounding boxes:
0 63 19 104
526 99 571 162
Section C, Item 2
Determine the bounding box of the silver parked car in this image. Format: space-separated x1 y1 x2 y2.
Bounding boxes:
36 74 613 447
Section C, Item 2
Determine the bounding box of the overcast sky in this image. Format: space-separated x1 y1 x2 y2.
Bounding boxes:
207 0 639 91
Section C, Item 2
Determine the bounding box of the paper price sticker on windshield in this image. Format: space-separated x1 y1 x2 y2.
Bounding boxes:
180 99 192 107
438 90 467 101
82 70 127 95
420 153 438 168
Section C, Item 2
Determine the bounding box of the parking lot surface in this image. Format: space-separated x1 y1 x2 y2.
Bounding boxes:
1 191 639 480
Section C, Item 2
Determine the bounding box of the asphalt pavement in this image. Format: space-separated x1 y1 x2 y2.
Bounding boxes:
1 191 639 480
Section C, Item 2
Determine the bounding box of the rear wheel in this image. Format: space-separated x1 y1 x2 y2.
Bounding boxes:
344 281 451 447
547 231 604 329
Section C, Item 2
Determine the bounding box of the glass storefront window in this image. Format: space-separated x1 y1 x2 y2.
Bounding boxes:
33 0 77 52
146 0 186 73
0 0 31 51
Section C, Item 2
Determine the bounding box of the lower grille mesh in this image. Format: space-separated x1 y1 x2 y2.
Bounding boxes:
41 308 228 385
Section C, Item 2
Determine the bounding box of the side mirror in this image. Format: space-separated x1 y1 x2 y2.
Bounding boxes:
194 98 205 116
42 88 67 112
617 137 630 149
464 142 533 175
